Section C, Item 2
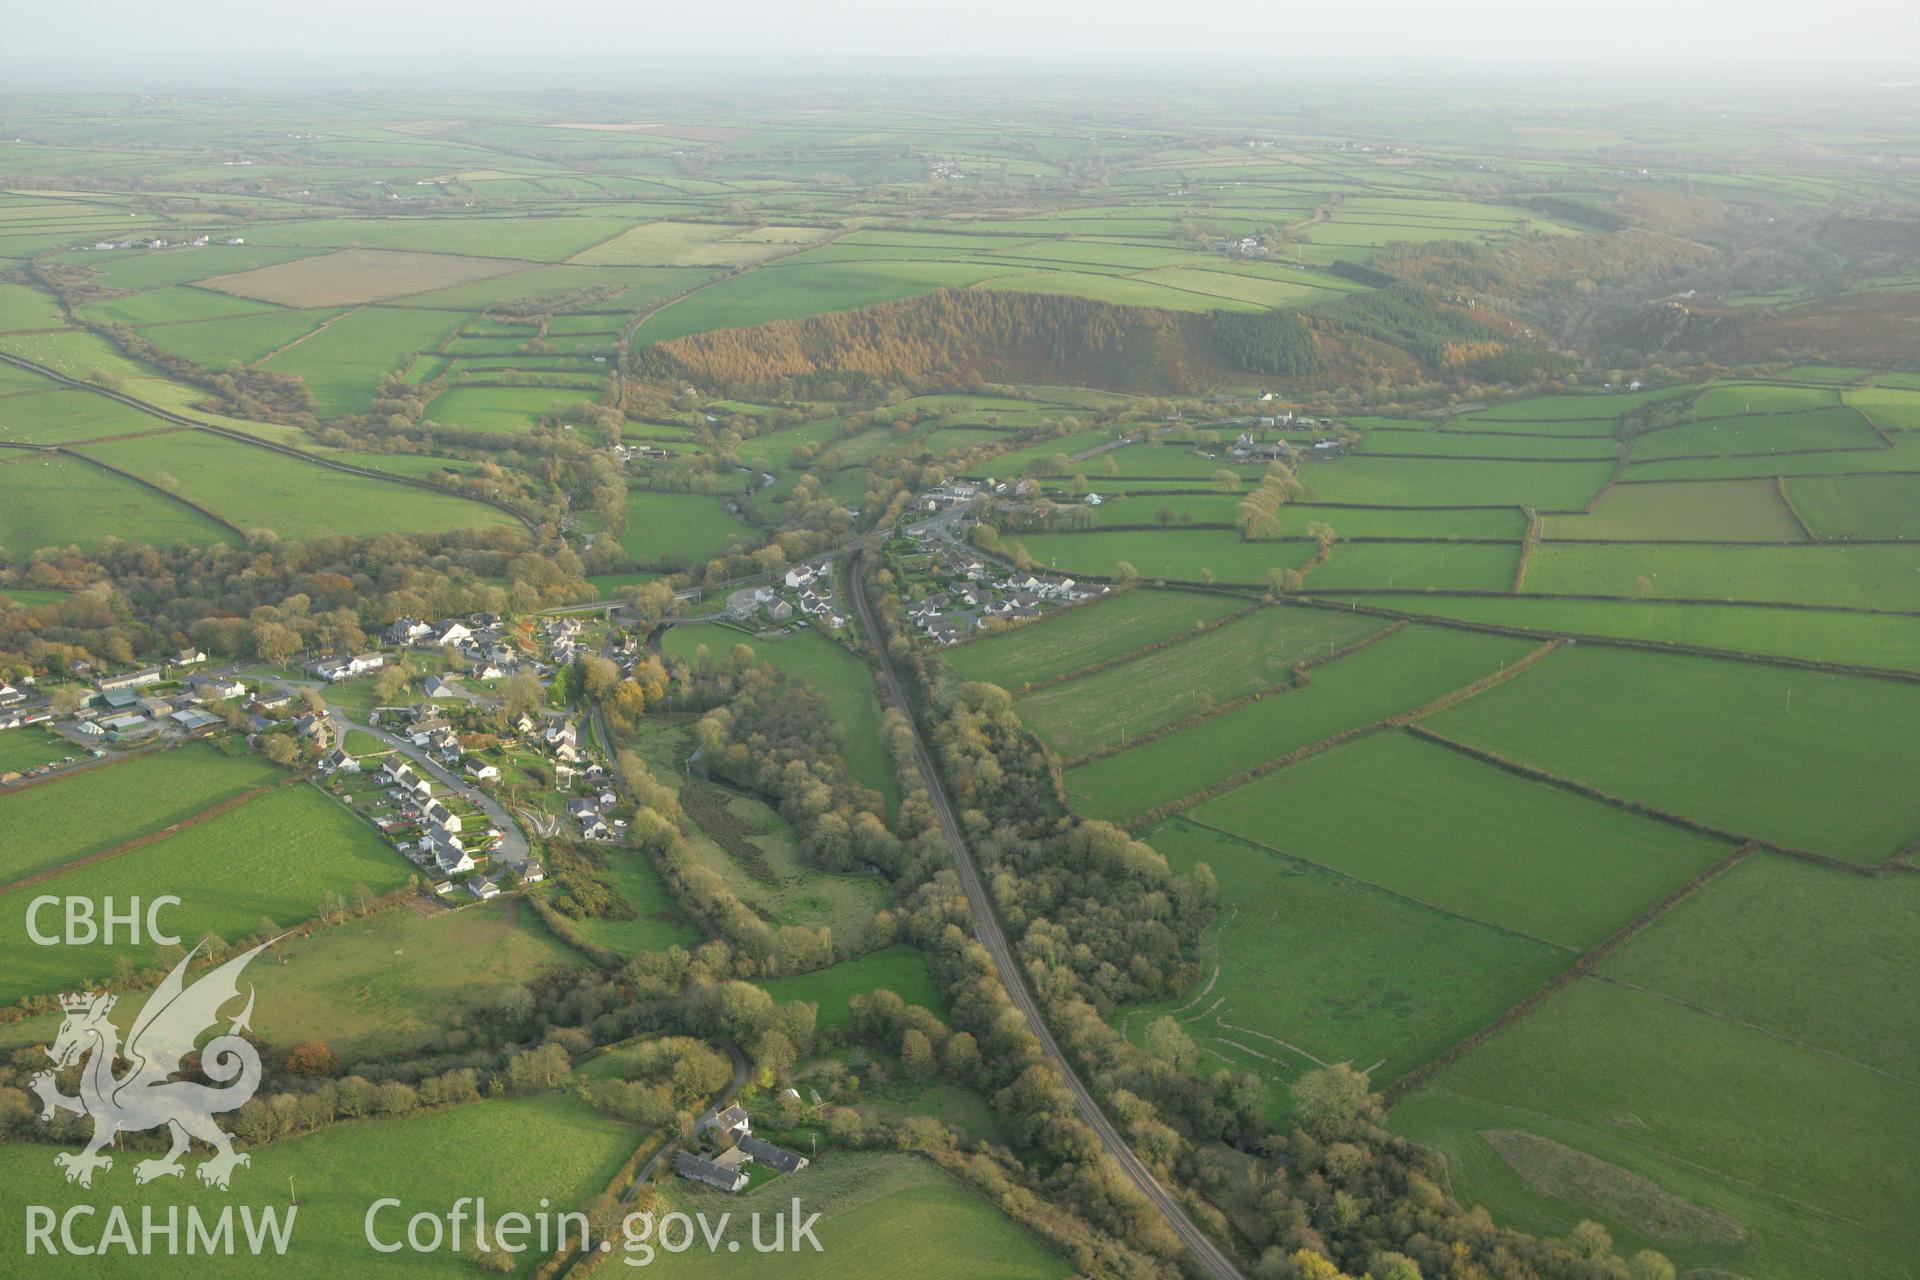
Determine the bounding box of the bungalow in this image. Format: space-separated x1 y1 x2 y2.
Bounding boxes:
249 691 292 714
518 861 545 884
673 1151 746 1194
98 666 164 692
465 759 500 781
429 880 454 895
423 675 458 700
315 652 385 682
173 648 208 667
432 621 473 647
466 875 500 901
738 1136 809 1174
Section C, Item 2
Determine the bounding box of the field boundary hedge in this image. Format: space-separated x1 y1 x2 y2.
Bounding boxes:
0 351 541 534
1110 638 1559 831
55 444 251 538
1062 619 1409 770
1775 474 1819 541
1289 593 1920 683
1007 598 1264 693
1382 842 1759 1104
1406 725 1893 874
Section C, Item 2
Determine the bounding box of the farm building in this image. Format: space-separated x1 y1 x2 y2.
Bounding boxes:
673 1151 747 1194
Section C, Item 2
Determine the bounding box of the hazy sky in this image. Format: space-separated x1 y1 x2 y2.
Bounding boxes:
6 0 1918 69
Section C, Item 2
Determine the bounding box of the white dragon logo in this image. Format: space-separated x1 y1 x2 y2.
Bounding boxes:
31 939 272 1190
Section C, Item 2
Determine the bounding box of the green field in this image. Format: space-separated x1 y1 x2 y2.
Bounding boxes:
1015 605 1387 759
563 845 704 956
425 384 604 434
1520 541 1920 609
1299 457 1616 510
1784 472 1920 539
0 453 241 554
1545 479 1806 541
0 745 283 887
678 782 886 941
1346 593 1920 673
647 1150 1069 1279
0 726 71 776
0 781 411 1003
757 943 944 1030
260 306 469 416
621 491 761 568
241 897 583 1056
1062 625 1540 822
1120 819 1567 1117
1599 853 1919 1079
1391 979 1919 1280
940 588 1250 689
1426 645 1920 863
0 1094 637 1278
1012 528 1316 585
72 429 518 540
1193 731 1730 947
1629 405 1881 460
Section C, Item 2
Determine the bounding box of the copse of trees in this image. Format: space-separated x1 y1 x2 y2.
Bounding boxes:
0 529 593 680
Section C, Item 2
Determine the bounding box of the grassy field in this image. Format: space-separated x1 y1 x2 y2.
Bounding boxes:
247 897 584 1056
260 306 469 416
73 429 519 540
1427 645 1920 864
1784 472 1920 539
621 491 761 567
1629 406 1880 460
1120 820 1567 1117
563 845 704 956
0 726 72 776
679 781 886 942
201 247 522 307
0 744 283 887
941 588 1250 689
1599 853 1919 1079
1390 979 1920 1280
1014 605 1387 758
1520 540 1920 609
757 943 944 1030
1545 478 1806 541
1012 528 1317 585
1305 539 1523 592
1062 625 1540 822
1192 731 1730 947
0 1094 638 1278
1298 457 1616 510
645 1150 1068 1279
661 625 897 808
1347 593 1920 673
0 453 241 554
0 781 411 1004
425 384 604 434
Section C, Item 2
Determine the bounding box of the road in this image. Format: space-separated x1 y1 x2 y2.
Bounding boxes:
845 550 1246 1280
255 672 531 864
